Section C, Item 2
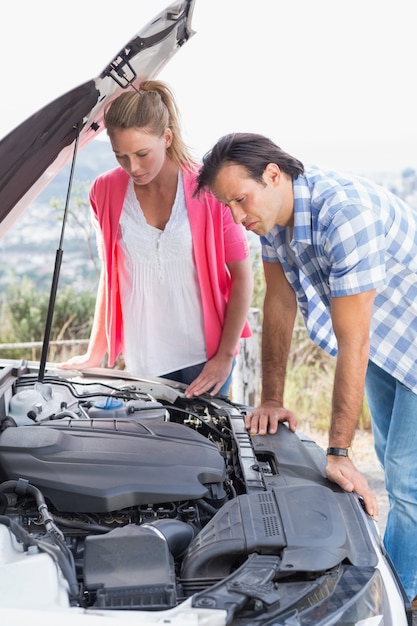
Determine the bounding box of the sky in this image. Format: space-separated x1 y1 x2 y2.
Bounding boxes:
1 0 416 175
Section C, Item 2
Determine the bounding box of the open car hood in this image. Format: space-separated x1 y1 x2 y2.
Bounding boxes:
0 0 195 238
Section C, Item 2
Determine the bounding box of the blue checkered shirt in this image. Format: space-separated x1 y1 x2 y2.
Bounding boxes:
261 166 417 393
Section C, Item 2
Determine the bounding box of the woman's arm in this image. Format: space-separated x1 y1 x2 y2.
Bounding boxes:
185 255 253 397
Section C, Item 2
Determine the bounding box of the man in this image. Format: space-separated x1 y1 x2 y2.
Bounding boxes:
194 132 417 602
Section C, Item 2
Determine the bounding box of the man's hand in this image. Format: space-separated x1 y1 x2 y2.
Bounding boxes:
326 455 379 519
245 400 297 435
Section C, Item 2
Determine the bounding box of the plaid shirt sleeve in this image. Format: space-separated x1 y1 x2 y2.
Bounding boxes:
323 203 386 297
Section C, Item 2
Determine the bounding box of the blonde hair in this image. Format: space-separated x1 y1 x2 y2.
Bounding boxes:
104 80 195 168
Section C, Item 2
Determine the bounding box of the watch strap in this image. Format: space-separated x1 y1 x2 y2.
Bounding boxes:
326 447 349 457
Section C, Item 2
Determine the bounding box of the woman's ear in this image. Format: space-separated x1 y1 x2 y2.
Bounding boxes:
165 128 173 148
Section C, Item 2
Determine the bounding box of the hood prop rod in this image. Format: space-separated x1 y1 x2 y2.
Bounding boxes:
38 125 81 383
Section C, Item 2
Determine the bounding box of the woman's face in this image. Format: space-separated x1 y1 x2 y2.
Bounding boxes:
109 126 172 185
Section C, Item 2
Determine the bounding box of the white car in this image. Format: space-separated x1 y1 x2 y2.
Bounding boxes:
0 1 411 624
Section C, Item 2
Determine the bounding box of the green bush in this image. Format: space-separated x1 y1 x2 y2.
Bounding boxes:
0 277 95 361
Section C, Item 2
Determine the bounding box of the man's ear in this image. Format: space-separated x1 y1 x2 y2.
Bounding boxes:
263 162 281 186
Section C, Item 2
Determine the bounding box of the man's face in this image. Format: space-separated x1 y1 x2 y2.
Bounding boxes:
211 163 291 236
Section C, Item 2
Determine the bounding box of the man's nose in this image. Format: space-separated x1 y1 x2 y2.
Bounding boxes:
230 205 246 225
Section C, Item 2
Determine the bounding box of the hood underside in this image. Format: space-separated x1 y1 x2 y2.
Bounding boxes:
0 0 195 238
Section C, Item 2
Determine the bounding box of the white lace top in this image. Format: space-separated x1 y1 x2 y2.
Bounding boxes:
117 174 206 377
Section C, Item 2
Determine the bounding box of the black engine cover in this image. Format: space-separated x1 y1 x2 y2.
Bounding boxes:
0 418 226 512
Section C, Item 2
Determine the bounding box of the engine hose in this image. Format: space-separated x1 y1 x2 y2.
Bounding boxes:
0 515 38 547
142 519 195 557
0 480 80 600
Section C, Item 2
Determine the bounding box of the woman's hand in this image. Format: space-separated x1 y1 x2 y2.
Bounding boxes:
57 353 103 371
185 354 233 397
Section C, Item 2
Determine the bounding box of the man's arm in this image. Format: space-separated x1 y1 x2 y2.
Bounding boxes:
326 289 378 518
245 261 298 434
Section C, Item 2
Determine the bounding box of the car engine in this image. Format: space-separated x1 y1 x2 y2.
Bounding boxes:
0 360 404 625
0 361 273 610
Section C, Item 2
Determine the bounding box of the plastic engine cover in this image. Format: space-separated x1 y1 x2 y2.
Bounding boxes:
0 418 226 512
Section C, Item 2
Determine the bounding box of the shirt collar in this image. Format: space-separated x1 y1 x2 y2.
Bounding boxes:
292 174 312 244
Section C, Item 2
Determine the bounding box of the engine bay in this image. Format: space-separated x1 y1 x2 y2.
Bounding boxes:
0 361 382 618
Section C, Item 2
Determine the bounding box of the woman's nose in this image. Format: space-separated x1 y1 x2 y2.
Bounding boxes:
128 158 142 175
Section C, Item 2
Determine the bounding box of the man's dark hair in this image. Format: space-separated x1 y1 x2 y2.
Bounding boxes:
195 132 304 195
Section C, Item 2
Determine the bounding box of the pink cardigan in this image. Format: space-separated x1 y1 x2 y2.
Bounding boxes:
89 166 252 366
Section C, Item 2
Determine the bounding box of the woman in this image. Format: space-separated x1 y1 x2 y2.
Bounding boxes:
59 81 253 397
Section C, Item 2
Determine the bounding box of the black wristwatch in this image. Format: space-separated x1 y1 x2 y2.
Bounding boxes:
326 447 350 457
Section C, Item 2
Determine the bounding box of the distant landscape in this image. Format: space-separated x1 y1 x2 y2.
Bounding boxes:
1 136 417 300
0 138 115 296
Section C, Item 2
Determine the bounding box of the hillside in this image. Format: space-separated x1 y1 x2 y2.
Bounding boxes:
0 138 115 294
1 138 416 298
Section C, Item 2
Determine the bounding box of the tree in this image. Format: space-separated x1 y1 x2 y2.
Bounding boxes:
51 181 101 276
